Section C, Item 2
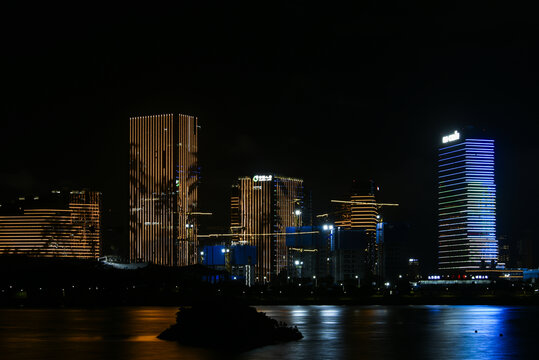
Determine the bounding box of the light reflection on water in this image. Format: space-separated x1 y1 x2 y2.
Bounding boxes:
0 305 537 360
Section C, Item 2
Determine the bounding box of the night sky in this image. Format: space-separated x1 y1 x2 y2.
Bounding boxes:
2 3 538 272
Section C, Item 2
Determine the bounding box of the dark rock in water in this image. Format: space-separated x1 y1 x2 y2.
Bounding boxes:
158 303 303 350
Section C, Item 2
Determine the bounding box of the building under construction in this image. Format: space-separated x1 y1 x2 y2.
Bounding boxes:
331 180 398 283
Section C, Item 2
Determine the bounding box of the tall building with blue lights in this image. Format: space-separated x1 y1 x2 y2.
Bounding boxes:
438 130 497 270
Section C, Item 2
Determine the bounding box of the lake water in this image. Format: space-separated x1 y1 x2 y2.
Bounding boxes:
1 305 538 359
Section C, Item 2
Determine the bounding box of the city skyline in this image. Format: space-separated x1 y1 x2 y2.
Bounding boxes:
0 119 528 273
2 4 539 272
0 126 503 277
3 5 539 360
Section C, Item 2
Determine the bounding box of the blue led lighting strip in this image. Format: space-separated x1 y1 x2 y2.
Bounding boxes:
438 138 497 270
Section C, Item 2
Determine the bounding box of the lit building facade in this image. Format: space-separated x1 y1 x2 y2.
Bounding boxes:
129 114 199 266
333 182 382 279
334 180 379 231
438 130 497 270
350 195 378 231
231 175 303 282
0 190 101 258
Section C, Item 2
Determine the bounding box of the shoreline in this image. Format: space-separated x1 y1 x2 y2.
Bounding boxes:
2 295 539 308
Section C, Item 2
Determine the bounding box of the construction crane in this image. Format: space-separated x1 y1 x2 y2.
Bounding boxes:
331 200 399 208
197 230 319 238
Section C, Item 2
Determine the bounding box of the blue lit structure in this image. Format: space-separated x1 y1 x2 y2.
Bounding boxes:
199 245 257 284
285 226 334 249
200 245 257 266
438 132 496 270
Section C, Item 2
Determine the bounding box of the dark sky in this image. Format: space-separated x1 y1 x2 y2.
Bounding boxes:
1 3 538 271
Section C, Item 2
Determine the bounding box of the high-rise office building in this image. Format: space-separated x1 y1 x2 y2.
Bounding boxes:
129 114 199 266
231 175 303 282
0 190 101 258
438 130 496 270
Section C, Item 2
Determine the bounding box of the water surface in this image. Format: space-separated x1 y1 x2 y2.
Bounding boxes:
1 305 537 359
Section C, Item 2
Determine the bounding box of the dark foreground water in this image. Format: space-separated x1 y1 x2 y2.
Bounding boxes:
1 305 538 360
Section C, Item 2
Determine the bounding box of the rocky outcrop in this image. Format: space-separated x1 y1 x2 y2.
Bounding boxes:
158 303 303 351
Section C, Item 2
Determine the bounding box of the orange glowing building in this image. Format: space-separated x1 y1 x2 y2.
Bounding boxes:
129 114 199 266
0 190 101 258
349 195 379 231
231 175 303 282
334 180 379 231
333 181 382 278
334 195 378 230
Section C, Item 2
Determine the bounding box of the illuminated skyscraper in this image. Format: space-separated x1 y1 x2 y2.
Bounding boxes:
231 175 303 282
438 130 496 270
0 190 101 258
129 114 199 266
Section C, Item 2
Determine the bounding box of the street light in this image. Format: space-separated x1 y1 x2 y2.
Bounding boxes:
199 250 205 264
294 260 303 278
293 208 302 278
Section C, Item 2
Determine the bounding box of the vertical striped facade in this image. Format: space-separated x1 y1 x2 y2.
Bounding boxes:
0 190 101 258
69 191 101 257
129 114 199 266
438 135 496 270
233 175 303 281
275 177 303 273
